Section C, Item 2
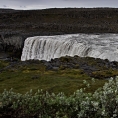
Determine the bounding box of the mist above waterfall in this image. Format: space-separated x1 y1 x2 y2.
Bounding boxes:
21 34 118 61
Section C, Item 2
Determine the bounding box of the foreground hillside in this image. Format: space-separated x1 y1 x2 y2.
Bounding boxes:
0 60 118 117
1 56 118 94
1 8 118 58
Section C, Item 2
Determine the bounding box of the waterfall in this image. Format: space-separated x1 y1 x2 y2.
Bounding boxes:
21 34 118 61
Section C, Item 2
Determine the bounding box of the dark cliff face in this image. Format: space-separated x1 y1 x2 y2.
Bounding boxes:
1 8 118 58
0 33 24 58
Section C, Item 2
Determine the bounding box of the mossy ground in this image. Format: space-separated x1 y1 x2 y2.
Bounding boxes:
0 60 107 95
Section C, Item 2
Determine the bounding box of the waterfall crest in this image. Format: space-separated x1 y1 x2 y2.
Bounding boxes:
21 34 118 61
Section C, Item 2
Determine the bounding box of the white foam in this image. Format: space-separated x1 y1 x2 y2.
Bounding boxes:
21 34 118 61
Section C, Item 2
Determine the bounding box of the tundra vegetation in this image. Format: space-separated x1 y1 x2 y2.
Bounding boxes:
0 77 118 117
0 56 118 117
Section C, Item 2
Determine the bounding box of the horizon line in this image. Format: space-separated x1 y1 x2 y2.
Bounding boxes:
0 7 118 10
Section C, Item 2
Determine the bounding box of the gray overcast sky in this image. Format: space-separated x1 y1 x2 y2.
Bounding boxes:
0 0 118 10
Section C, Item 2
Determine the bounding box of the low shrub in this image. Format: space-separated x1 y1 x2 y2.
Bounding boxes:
0 77 118 118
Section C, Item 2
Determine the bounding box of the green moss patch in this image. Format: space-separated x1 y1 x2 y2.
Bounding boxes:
0 60 107 95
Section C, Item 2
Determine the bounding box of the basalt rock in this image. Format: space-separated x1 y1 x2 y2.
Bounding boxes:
0 33 24 58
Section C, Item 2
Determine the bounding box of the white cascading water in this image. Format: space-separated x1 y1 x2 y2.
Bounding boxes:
21 34 118 61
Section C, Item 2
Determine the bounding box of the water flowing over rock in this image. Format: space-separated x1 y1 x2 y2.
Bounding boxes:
21 34 118 61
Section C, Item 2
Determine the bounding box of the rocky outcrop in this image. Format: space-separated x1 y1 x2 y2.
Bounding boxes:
0 33 24 58
42 56 118 78
2 55 118 79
